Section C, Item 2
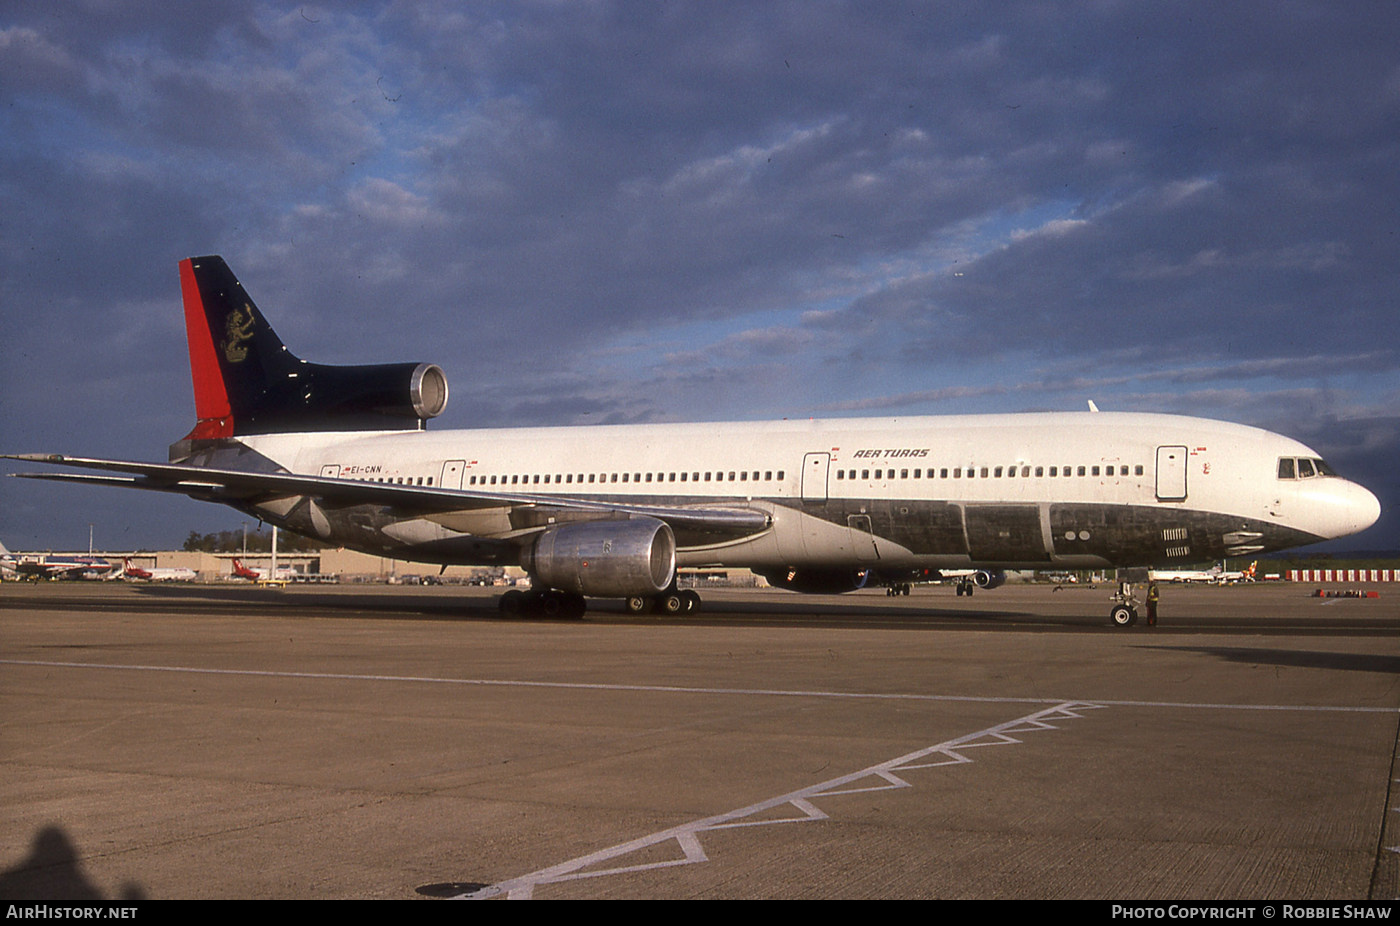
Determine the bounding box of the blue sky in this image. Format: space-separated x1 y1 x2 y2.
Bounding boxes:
2 1 1397 553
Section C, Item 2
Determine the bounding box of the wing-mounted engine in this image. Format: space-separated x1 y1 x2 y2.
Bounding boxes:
973 569 1006 589
757 566 872 594
522 517 676 598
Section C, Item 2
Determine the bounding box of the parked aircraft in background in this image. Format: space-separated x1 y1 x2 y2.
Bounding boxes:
230 558 295 581
121 559 197 582
1 542 116 580
1150 561 1257 584
881 566 1005 597
4 257 1382 626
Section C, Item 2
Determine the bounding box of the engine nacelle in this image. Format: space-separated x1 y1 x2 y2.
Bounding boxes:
231 360 449 434
524 518 676 598
758 566 872 595
291 361 447 425
973 569 1007 589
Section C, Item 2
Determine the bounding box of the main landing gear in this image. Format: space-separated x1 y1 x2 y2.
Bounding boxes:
498 587 703 618
625 589 702 615
886 583 913 597
954 578 975 597
498 588 587 619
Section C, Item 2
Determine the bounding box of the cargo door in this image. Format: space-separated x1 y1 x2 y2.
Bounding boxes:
846 514 880 561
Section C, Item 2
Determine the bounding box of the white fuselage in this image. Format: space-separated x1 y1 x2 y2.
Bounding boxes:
222 411 1380 573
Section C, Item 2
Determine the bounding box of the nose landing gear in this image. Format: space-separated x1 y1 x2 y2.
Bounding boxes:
1110 579 1138 627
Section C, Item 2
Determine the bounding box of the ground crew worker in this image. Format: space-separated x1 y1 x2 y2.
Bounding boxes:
1146 581 1160 626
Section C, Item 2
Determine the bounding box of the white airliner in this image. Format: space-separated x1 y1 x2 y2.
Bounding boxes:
1150 561 1257 584
230 558 295 582
0 541 116 580
121 559 197 582
4 257 1382 625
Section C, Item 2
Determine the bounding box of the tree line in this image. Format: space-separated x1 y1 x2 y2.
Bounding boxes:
181 528 326 553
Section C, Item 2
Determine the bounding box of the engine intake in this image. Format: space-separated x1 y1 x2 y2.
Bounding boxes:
524 518 676 598
973 569 1007 589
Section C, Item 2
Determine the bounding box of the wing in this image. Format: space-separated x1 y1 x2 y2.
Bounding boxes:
4 453 772 543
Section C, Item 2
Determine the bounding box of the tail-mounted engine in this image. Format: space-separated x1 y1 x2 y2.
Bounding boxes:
177 255 449 441
523 517 676 598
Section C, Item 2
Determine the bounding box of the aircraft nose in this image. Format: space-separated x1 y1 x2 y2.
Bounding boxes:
1352 482 1383 535
1306 479 1382 540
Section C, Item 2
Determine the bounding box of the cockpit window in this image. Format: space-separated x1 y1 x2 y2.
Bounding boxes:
1278 456 1337 479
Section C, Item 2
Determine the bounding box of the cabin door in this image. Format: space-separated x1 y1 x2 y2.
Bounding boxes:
1155 446 1188 501
801 452 830 502
441 460 466 490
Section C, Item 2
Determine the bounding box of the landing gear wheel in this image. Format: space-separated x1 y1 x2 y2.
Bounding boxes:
499 589 526 616
541 590 587 619
680 590 701 614
656 592 685 615
1110 604 1138 627
625 596 649 614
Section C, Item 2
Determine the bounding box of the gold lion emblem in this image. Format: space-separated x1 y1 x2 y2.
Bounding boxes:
222 304 255 363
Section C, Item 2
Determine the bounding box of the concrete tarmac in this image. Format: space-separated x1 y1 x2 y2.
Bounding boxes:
2 580 1398 900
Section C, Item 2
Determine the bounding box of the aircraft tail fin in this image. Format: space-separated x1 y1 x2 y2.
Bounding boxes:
175 256 449 452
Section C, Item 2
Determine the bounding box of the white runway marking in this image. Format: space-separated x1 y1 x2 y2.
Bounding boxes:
2 659 1395 713
461 702 1105 899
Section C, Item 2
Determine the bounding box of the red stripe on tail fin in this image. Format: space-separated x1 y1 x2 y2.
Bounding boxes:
179 258 234 439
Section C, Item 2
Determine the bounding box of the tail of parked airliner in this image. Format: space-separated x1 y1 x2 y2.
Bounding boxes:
176 256 449 448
